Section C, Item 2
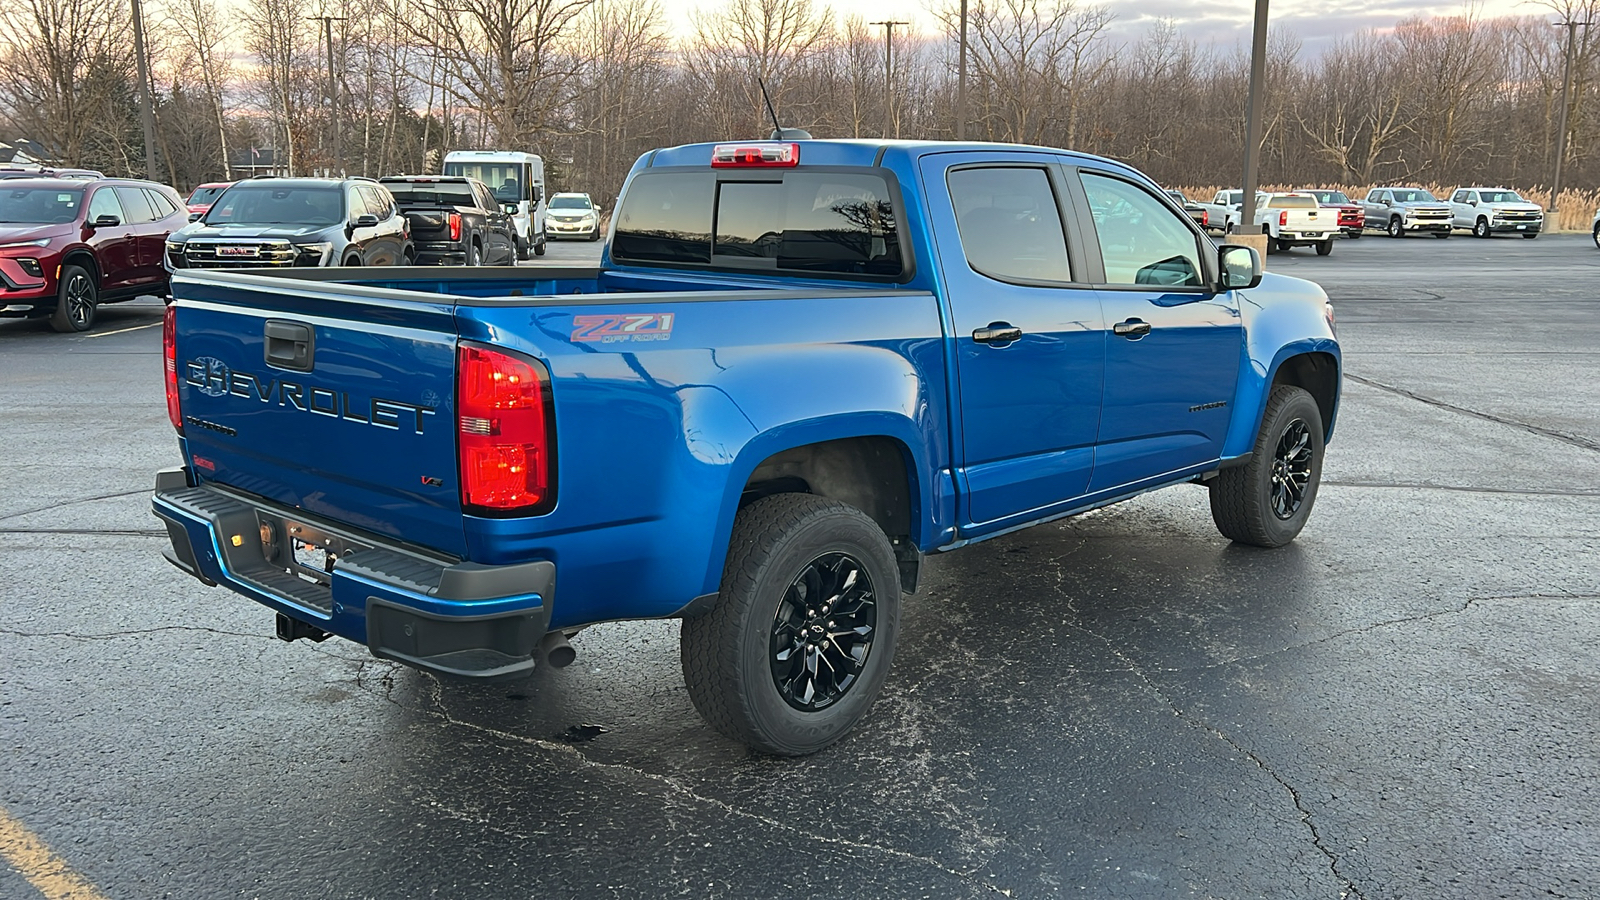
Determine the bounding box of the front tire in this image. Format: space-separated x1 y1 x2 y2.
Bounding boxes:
1387 216 1404 238
1593 223 1600 249
49 264 97 333
1209 385 1325 548
682 494 901 756
1433 231 1451 239
1473 218 1490 238
1522 232 1538 239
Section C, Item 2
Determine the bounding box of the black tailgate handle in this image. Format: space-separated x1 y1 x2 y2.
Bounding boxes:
264 320 314 372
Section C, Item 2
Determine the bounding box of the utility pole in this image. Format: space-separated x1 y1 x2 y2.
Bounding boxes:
1234 0 1269 236
1550 18 1591 216
309 15 347 176
956 0 968 140
870 21 909 139
130 0 158 180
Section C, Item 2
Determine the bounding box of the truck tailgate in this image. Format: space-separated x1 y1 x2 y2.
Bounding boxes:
172 275 467 558
403 208 452 240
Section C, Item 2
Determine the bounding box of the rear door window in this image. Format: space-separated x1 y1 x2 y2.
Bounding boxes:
114 187 155 224
947 167 1071 283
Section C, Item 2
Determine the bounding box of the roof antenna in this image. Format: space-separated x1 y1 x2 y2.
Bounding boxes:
758 78 811 141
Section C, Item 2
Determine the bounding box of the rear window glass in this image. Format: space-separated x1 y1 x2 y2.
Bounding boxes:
1267 195 1318 209
613 170 904 278
384 183 476 206
189 186 227 203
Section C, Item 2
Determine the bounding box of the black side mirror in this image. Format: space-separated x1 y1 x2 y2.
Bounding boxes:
503 203 518 215
188 212 202 222
353 214 379 228
1218 244 1263 291
90 214 120 228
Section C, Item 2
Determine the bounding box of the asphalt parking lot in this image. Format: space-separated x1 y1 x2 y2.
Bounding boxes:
2 232 1598 899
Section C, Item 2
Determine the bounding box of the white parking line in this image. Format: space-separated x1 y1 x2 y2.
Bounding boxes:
84 322 161 339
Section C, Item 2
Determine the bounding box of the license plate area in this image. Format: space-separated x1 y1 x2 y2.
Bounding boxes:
255 512 370 586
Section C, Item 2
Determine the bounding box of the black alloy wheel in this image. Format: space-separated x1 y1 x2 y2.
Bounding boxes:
1388 216 1404 238
1474 218 1490 238
49 264 97 333
769 552 877 712
1269 418 1314 520
1209 384 1325 548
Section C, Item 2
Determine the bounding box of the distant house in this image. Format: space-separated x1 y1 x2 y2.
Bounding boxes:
0 138 47 166
229 147 288 177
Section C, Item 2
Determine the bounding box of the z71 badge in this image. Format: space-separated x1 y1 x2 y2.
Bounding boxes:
571 313 675 343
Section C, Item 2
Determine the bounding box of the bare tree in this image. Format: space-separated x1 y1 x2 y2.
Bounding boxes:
163 0 234 179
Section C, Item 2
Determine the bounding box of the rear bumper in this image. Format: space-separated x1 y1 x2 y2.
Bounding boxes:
151 467 553 680
413 242 468 264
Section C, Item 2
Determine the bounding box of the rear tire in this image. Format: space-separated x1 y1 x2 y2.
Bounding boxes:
533 232 547 257
49 264 97 333
1209 385 1324 548
467 242 481 266
1316 238 1333 256
681 494 901 756
1347 230 1362 240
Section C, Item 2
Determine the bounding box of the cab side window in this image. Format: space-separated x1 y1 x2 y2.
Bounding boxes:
87 188 125 224
947 167 1072 283
1079 172 1205 288
1453 190 1470 203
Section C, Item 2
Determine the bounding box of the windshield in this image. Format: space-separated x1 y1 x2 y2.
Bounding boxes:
443 162 529 203
1479 190 1523 203
614 170 903 279
1391 189 1438 203
0 187 84 224
188 186 227 204
1268 195 1318 209
550 195 592 210
384 183 475 206
1309 190 1348 204
204 187 344 225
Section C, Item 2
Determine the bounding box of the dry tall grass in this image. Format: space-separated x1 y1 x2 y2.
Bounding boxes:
1174 185 1600 233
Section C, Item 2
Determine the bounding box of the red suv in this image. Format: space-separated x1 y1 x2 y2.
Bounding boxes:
185 181 233 218
0 177 187 332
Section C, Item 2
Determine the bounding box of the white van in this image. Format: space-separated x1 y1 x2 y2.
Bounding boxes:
442 150 546 259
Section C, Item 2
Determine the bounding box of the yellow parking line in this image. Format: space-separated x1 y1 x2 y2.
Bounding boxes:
84 322 161 339
0 807 108 900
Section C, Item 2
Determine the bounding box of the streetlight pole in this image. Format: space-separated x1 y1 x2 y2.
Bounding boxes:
309 15 347 176
871 20 909 139
956 0 968 140
1550 19 1591 216
129 0 158 180
1235 0 1269 236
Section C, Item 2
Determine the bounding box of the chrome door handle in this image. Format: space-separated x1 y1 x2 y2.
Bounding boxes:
1113 319 1152 339
973 325 1023 344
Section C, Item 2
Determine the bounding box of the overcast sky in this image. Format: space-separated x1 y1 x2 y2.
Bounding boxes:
660 0 1544 50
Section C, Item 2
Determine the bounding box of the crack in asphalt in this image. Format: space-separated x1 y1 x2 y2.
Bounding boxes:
1046 557 1367 900
334 670 1014 895
1322 479 1600 497
0 488 151 524
1345 373 1600 452
0 527 166 536
0 624 266 641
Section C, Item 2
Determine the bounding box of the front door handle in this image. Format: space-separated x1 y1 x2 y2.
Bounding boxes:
1113 319 1152 339
973 324 1023 344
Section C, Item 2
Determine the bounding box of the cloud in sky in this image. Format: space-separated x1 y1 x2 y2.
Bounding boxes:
659 0 1543 51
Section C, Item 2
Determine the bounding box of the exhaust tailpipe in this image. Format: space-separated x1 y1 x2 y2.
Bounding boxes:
539 630 575 668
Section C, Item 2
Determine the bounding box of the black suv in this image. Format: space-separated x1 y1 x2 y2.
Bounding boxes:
164 177 412 270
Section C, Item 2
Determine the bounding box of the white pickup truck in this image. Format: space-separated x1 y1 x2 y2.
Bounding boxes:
1256 192 1337 255
1448 187 1543 239
1197 190 1254 234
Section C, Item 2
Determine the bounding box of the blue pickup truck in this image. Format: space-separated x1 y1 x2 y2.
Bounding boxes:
154 139 1340 755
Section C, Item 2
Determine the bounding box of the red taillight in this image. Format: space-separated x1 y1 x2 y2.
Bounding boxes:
457 342 554 515
448 211 461 242
1200 210 1209 227
1279 211 1289 226
163 304 183 434
711 142 800 168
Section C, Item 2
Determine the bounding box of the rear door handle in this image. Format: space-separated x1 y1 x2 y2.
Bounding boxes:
1113 319 1152 339
973 325 1023 344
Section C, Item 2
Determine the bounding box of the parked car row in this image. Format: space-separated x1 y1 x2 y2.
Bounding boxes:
1 162 611 333
1190 185 1568 251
